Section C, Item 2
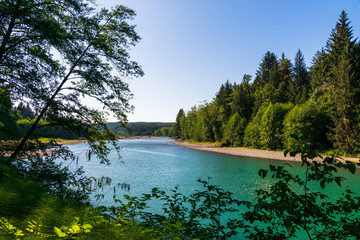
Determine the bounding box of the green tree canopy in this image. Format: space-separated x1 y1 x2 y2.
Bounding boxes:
0 0 143 163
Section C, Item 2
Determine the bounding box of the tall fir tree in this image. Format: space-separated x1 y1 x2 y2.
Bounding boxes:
230 74 254 120
214 80 233 126
322 11 359 152
291 49 309 104
172 108 185 139
253 51 278 89
277 53 293 103
253 52 280 110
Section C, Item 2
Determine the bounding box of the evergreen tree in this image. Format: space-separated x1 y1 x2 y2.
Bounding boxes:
16 103 35 119
325 11 360 152
172 109 185 139
253 51 278 88
214 80 233 123
291 49 309 104
230 75 254 120
309 48 330 91
277 53 293 103
212 80 233 141
253 52 280 110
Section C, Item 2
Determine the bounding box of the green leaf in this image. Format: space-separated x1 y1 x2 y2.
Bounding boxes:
284 149 289 157
82 224 92 233
334 177 342 186
69 224 81 234
15 229 24 237
347 163 356 174
258 169 268 179
320 179 326 189
54 227 67 238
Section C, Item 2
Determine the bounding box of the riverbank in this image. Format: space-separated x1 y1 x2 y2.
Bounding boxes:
57 136 155 145
171 140 360 164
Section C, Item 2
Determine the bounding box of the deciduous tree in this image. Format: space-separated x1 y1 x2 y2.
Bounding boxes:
0 0 143 164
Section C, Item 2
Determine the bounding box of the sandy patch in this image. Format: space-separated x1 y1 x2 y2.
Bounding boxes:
171 140 360 164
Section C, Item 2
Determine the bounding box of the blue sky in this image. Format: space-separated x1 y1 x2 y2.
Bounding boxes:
99 0 360 122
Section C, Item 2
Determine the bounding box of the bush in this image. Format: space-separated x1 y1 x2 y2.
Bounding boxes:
258 102 294 150
243 106 267 148
243 139 360 239
244 103 293 150
283 96 332 151
224 113 247 146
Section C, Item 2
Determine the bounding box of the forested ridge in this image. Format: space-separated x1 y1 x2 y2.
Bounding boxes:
108 122 173 136
173 11 360 156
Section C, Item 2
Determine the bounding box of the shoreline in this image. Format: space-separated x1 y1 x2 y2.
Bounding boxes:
34 136 156 155
57 136 155 146
171 140 360 164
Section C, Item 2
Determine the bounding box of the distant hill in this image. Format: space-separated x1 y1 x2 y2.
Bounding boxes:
107 122 174 136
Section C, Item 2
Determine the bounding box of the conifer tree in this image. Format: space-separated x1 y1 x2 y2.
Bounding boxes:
230 74 254 120
325 11 360 152
172 109 185 139
214 80 233 127
309 11 360 152
291 49 309 104
253 52 280 110
16 103 35 119
278 53 293 103
253 51 278 89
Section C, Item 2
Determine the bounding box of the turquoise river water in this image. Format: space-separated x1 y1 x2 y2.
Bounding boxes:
66 137 360 238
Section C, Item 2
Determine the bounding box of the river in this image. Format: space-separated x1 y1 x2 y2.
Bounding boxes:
66 137 360 238
66 137 360 200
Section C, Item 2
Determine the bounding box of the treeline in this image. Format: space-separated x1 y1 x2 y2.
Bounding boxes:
0 97 174 139
107 122 173 136
173 11 360 154
0 94 173 140
0 100 81 140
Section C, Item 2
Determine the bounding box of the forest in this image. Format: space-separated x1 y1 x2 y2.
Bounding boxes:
172 11 360 156
108 122 173 136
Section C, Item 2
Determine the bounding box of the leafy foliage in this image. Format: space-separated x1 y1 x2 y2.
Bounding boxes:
2 142 360 239
0 0 144 201
242 138 360 239
283 95 332 151
1 0 143 166
224 112 247 146
111 178 249 239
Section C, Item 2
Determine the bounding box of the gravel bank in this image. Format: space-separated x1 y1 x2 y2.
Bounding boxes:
171 140 360 164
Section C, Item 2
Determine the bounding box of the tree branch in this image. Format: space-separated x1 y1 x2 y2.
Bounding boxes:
7 9 121 163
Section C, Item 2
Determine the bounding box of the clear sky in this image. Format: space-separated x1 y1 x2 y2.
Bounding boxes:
98 0 360 123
